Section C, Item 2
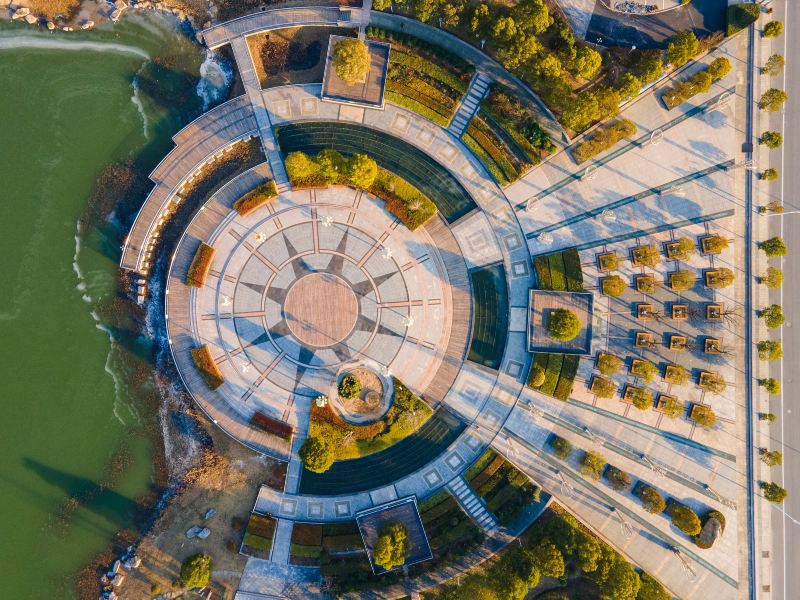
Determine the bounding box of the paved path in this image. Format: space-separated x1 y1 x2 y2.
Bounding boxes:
448 71 491 137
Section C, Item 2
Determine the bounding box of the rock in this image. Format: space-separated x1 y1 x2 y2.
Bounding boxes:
24 14 38 24
46 21 55 30
204 508 217 520
12 7 30 19
196 527 211 539
110 572 125 587
186 525 203 539
696 516 722 549
111 560 121 574
123 554 141 570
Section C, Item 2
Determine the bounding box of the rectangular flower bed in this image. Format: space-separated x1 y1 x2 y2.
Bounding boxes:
241 513 277 559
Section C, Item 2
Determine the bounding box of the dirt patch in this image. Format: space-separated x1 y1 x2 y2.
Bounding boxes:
246 26 356 89
117 426 286 599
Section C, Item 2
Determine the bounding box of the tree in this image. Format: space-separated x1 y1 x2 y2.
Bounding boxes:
496 34 541 70
702 233 729 253
299 436 335 473
595 86 621 120
602 275 627 297
597 353 623 376
760 200 784 214
179 553 212 589
617 72 642 102
491 16 518 42
638 485 666 513
665 364 689 385
439 2 462 28
532 54 563 80
580 450 607 480
373 522 411 570
670 504 702 536
757 340 784 361
669 237 696 260
333 38 371 85
666 31 699 67
562 90 600 132
661 395 684 419
469 3 490 37
761 481 788 504
763 20 784 38
415 0 441 23
529 363 546 387
285 151 319 182
592 376 617 399
511 0 552 35
760 236 788 257
670 269 696 291
761 448 783 467
345 153 377 188
628 387 653 410
637 571 670 600
633 244 661 267
571 46 602 79
260 37 289 74
550 435 572 458
547 308 582 341
707 57 732 80
634 50 664 84
605 465 632 491
761 266 784 288
338 374 362 399
691 405 717 428
760 304 785 328
761 130 783 148
631 360 658 383
699 373 726 394
706 267 735 288
760 412 777 422
373 0 391 9
601 558 641 600
760 378 781 395
688 70 713 94
759 88 789 112
759 167 779 181
531 539 565 578
763 54 785 77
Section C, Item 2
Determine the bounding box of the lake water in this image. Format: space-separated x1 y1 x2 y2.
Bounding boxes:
0 14 225 597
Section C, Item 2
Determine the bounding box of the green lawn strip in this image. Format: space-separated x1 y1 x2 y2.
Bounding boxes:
534 255 552 289
417 488 451 512
463 447 498 481
553 355 580 401
563 248 585 291
540 354 564 396
469 454 507 492
386 90 450 127
289 543 323 558
463 133 510 186
322 533 365 552
243 532 273 552
547 252 568 291
464 115 522 183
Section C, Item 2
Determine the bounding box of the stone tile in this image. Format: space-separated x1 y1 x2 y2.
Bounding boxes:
271 99 290 118
339 105 365 123
416 126 435 146
391 112 411 133
300 97 319 116
334 500 352 517
423 468 443 487
279 498 297 517
445 451 465 471
307 501 323 519
505 360 524 378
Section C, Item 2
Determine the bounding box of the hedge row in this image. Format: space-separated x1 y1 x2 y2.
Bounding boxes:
528 351 579 401
250 411 293 441
185 242 215 288
468 451 541 526
190 345 224 390
547 252 567 291
563 248 585 291
553 355 580 401
386 91 449 127
534 248 583 291
232 180 277 216
534 255 551 289
540 353 563 396
465 114 523 185
463 134 509 186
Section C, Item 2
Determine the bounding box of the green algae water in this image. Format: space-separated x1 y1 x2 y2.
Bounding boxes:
0 15 224 597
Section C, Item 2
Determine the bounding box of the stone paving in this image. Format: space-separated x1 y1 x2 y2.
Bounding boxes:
160 11 754 598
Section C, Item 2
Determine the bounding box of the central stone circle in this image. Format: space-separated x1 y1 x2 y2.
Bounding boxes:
283 272 359 347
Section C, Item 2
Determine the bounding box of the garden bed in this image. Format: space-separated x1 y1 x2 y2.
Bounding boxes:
240 513 277 559
480 85 556 161
465 448 541 526
308 378 432 461
367 26 472 127
232 180 278 216
190 345 224 390
247 26 356 89
291 519 367 567
250 411 293 441
185 242 216 288
413 490 483 565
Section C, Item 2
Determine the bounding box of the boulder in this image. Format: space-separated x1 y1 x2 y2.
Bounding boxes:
123 554 141 570
196 527 211 539
696 516 722 549
204 508 217 520
186 525 203 539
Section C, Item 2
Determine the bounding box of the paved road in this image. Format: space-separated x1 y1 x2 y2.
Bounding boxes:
584 0 727 48
764 1 800 598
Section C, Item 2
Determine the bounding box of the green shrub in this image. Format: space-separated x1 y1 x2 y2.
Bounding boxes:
299 436 335 473
602 275 627 297
760 88 789 112
727 4 760 36
338 374 362 400
597 353 623 376
547 308 582 341
535 255 552 288
191 346 224 390
232 180 277 216
573 118 637 163
761 131 783 148
540 353 563 396
186 242 216 287
691 404 717 428
761 481 788 503
760 236 787 257
707 57 732 80
179 553 212 589
638 485 666 514
550 436 572 459
528 363 546 387
670 504 702 536
631 360 658 383
579 450 607 480
627 386 653 410
760 168 779 181
760 378 781 395
553 355 580 401
591 376 617 399
605 465 632 491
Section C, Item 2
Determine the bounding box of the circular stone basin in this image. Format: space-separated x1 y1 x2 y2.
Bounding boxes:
284 272 358 347
335 367 391 424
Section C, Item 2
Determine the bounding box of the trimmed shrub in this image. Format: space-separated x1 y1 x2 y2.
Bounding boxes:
707 57 732 80
528 363 546 387
573 119 637 163
763 21 784 38
232 180 278 216
605 465 632 492
186 242 216 287
338 374 362 400
299 436 335 473
757 340 783 361
638 485 666 514
191 346 224 390
761 131 783 148
761 481 788 503
670 504 702 536
602 275 627 297
759 236 788 257
760 168 779 181
670 269 696 291
550 436 572 459
760 378 781 395
250 411 293 440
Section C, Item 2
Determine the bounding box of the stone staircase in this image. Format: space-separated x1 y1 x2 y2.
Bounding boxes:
447 476 497 532
448 71 492 137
